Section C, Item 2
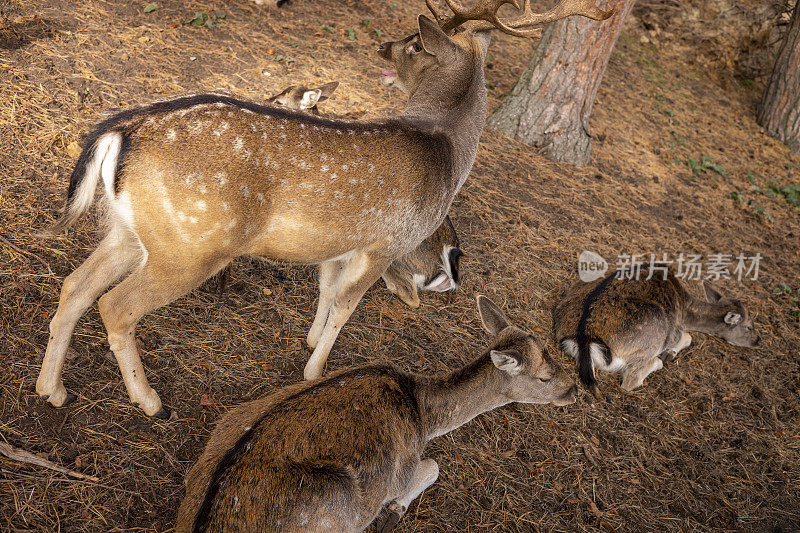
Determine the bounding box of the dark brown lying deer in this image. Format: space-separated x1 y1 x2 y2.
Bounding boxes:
177 296 577 533
552 267 760 395
36 0 611 417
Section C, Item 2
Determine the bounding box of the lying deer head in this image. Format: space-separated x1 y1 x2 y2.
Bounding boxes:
382 215 462 307
266 81 340 114
700 282 760 348
478 295 577 406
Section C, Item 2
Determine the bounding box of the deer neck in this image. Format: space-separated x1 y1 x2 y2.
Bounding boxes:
402 53 487 190
416 353 509 441
684 298 725 334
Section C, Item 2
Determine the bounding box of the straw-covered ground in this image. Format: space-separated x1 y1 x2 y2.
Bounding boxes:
1 0 798 531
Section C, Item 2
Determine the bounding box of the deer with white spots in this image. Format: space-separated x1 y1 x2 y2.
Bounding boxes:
176 296 577 533
36 0 612 417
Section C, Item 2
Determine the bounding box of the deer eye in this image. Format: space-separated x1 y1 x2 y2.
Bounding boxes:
407 42 421 54
538 376 552 383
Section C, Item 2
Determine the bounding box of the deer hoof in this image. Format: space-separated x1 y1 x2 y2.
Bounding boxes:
376 509 403 533
151 406 172 420
60 391 78 407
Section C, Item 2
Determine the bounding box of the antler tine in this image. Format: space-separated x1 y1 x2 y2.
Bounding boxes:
426 0 448 24
438 0 615 38
439 0 522 33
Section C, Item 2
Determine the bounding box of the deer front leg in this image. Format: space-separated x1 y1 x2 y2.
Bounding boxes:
377 459 439 532
660 331 692 363
303 253 389 380
37 230 142 408
307 259 345 349
98 261 212 417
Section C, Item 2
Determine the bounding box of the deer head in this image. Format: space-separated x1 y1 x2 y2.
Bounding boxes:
266 81 340 114
378 0 614 94
382 215 462 307
699 282 761 348
478 295 577 406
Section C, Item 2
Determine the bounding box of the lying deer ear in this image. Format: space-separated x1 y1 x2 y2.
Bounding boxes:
477 295 510 335
490 349 522 376
703 282 724 303
382 272 420 308
317 81 339 102
299 89 323 110
418 14 457 60
724 311 742 325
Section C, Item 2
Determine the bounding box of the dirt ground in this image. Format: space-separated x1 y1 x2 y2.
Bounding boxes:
1 0 799 531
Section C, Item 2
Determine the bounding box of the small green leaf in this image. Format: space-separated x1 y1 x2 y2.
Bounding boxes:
362 19 370 27
143 3 159 13
345 27 357 41
730 191 742 203
188 11 210 27
321 24 334 33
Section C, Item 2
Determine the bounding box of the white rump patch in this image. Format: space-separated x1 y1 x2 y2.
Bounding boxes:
561 339 579 359
591 344 624 372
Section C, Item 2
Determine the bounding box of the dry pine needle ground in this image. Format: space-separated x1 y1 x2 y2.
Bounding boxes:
0 0 798 531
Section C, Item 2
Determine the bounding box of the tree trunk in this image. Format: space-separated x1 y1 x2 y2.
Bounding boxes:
487 0 635 166
757 3 800 154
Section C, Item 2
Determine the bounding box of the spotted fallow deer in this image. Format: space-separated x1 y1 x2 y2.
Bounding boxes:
176 296 577 533
552 266 761 396
36 0 612 417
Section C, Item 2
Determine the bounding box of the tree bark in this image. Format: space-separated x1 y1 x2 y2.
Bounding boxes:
487 0 635 166
757 3 800 154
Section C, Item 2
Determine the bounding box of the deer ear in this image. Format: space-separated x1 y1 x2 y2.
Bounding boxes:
382 271 420 308
316 81 339 102
477 295 510 335
299 89 323 110
724 311 741 325
703 282 724 303
490 349 522 376
417 14 457 60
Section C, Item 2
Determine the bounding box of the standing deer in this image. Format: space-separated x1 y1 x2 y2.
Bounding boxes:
36 0 612 417
177 296 577 533
552 266 761 395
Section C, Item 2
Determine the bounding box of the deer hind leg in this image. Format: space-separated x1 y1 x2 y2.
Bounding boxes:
307 259 345 349
37 229 142 408
378 459 439 532
303 252 389 380
621 353 664 392
97 260 215 417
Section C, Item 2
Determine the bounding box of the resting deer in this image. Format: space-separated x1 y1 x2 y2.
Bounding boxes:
177 295 577 533
266 81 340 115
215 82 462 304
36 0 612 417
552 266 761 395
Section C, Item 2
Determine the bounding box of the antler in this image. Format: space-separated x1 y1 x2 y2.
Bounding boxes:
431 0 615 37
